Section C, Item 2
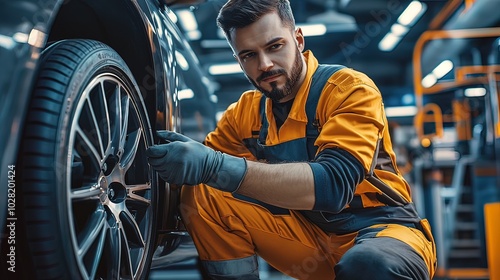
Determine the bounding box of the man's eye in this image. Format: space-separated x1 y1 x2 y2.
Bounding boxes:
270 44 282 50
241 53 256 61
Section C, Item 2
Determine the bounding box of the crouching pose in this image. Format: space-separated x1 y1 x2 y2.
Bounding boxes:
147 0 437 279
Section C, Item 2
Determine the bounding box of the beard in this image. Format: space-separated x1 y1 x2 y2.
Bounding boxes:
248 47 303 103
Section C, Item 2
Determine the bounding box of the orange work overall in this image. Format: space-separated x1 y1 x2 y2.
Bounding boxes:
181 52 437 279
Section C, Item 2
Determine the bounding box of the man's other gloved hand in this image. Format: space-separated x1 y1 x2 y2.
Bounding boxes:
146 131 247 193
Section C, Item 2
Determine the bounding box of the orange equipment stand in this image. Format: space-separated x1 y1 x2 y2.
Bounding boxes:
485 202 500 280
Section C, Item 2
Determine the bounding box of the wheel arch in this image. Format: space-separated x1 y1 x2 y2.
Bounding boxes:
46 0 168 130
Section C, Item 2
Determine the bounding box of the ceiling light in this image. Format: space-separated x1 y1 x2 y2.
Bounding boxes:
13 32 28 43
464 87 487 97
0 34 15 49
297 24 327 37
177 9 201 40
379 33 401 52
385 106 418 117
391 24 409 36
208 63 243 75
397 1 426 26
379 1 426 52
186 30 202 40
421 60 454 87
421 73 437 88
432 60 453 79
177 9 198 31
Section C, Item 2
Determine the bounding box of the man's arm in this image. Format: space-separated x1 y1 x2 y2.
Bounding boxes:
236 148 365 212
146 131 317 208
236 161 315 210
146 131 365 213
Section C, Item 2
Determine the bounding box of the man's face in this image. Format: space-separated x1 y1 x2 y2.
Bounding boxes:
229 12 306 103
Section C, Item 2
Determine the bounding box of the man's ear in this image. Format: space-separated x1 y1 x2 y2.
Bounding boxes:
295 27 305 51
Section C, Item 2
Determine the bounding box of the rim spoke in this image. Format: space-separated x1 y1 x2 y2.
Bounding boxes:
121 129 142 172
120 227 134 278
119 209 146 248
100 81 112 153
109 85 122 154
86 96 105 158
71 152 87 188
119 92 130 153
127 183 151 206
71 183 101 201
76 125 102 166
77 207 107 257
88 223 107 279
107 226 121 279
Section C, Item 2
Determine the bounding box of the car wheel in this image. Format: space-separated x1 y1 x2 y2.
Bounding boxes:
18 39 157 279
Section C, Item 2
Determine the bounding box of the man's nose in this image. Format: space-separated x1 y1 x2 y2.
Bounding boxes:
258 54 273 72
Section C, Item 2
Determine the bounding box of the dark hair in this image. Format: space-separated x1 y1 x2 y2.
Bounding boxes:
217 0 295 41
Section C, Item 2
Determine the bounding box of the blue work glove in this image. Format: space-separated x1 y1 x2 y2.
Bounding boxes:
146 131 247 192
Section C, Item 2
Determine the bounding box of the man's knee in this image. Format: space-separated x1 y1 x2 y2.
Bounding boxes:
335 238 428 280
335 245 394 279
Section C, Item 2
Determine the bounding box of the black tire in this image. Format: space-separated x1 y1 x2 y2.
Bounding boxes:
18 39 157 279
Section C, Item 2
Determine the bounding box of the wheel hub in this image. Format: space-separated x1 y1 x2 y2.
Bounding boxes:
107 182 126 203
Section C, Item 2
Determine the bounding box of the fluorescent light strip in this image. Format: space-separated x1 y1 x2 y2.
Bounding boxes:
432 60 453 79
421 73 437 88
385 106 418 117
208 63 243 75
297 24 327 37
379 1 426 52
177 10 198 32
421 60 454 88
391 23 409 36
379 33 401 52
398 1 425 26
0 34 15 49
186 30 202 41
464 87 486 97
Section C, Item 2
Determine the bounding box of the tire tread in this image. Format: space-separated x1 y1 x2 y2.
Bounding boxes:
19 40 99 279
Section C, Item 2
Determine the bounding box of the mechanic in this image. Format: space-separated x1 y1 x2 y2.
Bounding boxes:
146 0 437 279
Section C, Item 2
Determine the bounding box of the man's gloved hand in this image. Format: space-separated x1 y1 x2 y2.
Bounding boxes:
146 131 247 193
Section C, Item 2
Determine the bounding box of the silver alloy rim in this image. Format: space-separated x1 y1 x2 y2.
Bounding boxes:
66 73 152 279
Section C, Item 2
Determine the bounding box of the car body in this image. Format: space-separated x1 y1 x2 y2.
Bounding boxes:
0 0 216 278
